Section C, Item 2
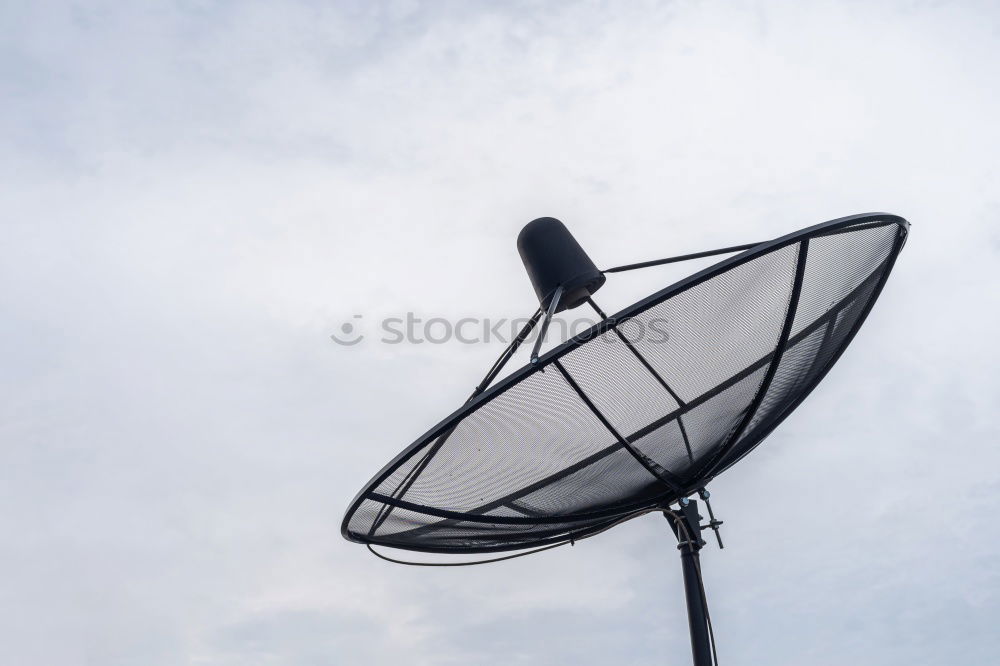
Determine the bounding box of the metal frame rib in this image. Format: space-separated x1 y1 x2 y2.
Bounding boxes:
587 297 695 463
699 239 809 478
553 359 685 493
703 223 908 478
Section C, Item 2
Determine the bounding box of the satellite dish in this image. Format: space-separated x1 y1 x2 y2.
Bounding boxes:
342 212 908 665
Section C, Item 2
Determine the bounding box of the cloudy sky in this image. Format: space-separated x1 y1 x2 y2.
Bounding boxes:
2 1 999 664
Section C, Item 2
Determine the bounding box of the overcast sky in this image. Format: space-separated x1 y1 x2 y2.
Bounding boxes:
2 1 999 664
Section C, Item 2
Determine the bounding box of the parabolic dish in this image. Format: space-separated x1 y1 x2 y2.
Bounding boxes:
343 213 908 554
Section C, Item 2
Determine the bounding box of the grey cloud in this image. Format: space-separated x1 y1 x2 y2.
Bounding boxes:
1 1 998 665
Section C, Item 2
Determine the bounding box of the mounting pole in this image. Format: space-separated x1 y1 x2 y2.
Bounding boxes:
665 501 713 666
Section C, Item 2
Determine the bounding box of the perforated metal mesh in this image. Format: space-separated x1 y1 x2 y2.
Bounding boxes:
343 215 908 553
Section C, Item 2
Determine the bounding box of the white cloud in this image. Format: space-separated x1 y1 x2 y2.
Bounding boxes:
1 1 998 664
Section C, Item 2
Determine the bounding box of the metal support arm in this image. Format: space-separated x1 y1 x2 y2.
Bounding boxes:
531 284 564 366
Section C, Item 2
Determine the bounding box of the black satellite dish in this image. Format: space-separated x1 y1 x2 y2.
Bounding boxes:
343 212 908 665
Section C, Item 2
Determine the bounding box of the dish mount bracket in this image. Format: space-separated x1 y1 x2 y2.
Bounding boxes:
664 491 725 666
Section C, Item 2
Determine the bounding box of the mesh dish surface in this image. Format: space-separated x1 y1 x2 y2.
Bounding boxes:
343 213 909 554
